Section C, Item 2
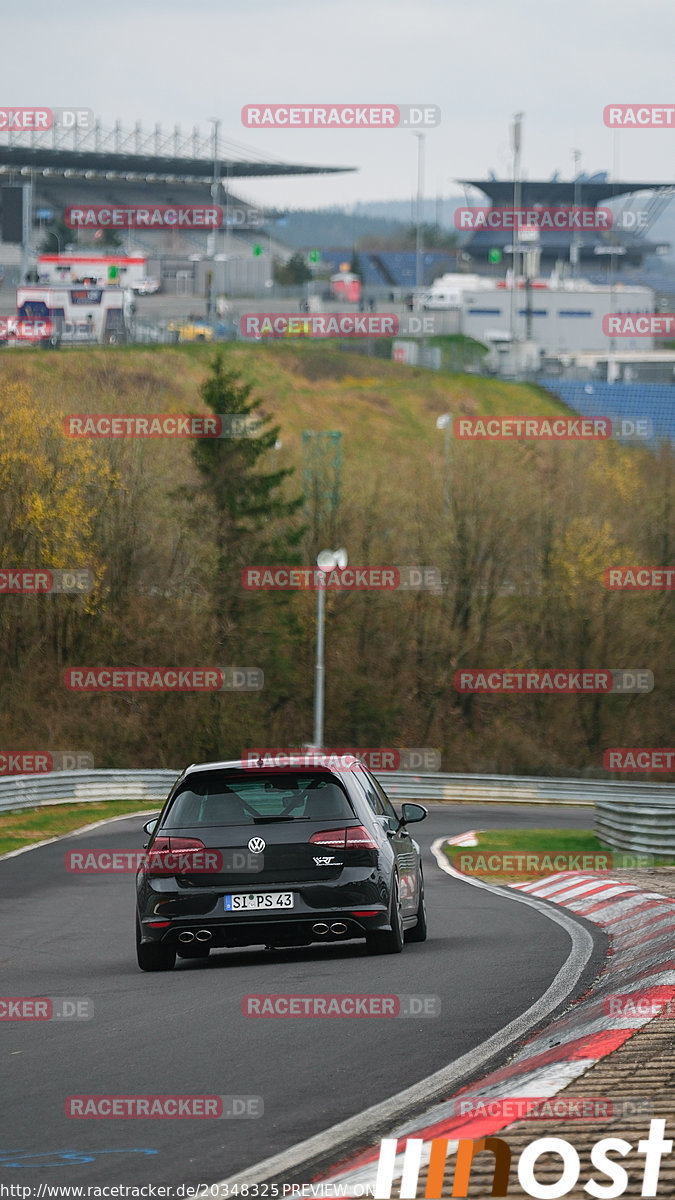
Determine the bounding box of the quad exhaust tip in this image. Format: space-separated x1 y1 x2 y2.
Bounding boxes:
330 922 348 935
312 922 329 935
178 931 195 943
195 929 212 942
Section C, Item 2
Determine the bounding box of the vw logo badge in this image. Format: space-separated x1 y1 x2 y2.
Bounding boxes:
248 836 266 854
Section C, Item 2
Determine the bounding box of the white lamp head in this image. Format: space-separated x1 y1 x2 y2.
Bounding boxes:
316 548 349 572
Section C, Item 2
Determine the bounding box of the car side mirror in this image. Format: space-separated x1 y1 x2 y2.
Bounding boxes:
143 818 159 837
399 802 428 828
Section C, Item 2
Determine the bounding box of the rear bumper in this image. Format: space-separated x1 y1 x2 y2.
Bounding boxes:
138 873 389 945
137 866 392 947
140 910 389 948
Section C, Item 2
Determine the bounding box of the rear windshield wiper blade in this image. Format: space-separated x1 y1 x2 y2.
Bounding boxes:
252 815 297 823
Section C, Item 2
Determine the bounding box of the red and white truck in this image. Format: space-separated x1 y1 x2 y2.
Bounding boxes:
37 254 147 289
16 283 130 345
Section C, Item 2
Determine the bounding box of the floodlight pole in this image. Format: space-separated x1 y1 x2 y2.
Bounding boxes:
437 415 452 513
313 579 326 749
415 133 425 292
208 118 220 328
443 418 451 513
312 548 347 749
571 149 581 276
509 113 523 350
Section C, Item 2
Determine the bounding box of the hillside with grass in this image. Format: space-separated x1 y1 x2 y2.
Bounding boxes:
0 342 671 777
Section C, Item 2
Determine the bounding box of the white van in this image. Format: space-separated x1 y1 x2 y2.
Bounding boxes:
422 273 494 310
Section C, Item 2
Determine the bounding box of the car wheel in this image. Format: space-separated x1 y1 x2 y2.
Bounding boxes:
366 875 404 955
136 915 176 972
404 878 428 943
176 943 210 959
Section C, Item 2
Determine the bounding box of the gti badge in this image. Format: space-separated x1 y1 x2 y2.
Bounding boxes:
248 837 266 853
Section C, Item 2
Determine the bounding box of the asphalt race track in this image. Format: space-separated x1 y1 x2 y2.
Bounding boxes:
0 803 605 1187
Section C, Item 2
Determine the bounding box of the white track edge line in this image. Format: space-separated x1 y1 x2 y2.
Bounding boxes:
210 834 597 1190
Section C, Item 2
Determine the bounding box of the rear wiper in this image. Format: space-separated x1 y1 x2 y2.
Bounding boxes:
252 815 296 823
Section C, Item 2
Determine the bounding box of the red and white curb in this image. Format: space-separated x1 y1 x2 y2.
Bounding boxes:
308 835 675 1194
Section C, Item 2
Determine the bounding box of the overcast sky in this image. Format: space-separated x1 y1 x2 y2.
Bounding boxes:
4 0 675 211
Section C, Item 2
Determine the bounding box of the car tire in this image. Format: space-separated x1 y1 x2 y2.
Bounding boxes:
136 915 176 972
404 878 428 943
366 875 404 955
176 943 210 959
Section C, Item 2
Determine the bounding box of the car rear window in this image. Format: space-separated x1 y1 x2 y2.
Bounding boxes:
163 770 355 827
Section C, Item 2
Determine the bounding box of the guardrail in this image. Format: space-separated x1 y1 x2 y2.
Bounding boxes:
594 796 675 857
1 768 674 816
383 772 675 808
0 770 179 814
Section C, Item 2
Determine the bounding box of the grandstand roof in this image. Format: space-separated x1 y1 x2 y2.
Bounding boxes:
0 145 352 183
459 180 675 206
0 120 355 184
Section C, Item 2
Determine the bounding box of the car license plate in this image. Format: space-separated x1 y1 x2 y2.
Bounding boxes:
224 892 294 911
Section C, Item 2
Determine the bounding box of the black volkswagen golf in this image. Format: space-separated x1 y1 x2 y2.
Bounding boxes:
135 756 428 970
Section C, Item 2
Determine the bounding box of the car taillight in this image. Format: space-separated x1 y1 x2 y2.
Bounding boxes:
345 826 378 849
309 829 346 848
309 826 377 850
144 836 207 875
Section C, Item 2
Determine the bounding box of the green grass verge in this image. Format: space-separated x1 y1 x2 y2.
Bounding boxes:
444 828 673 882
0 800 160 857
